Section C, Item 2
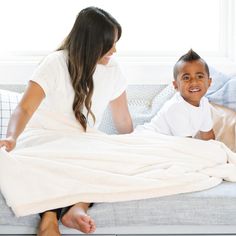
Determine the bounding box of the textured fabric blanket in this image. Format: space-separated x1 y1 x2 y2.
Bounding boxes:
0 128 236 217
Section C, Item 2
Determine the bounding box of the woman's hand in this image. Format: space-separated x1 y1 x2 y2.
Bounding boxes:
0 137 16 152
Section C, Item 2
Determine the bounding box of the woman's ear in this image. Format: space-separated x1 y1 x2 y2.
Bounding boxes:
172 80 178 90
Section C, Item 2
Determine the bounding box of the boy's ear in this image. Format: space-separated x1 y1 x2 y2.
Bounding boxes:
208 77 212 87
172 80 178 90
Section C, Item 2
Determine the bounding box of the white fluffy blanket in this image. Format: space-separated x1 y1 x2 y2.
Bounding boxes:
0 128 236 217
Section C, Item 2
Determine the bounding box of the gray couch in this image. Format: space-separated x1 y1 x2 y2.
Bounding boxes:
0 83 236 235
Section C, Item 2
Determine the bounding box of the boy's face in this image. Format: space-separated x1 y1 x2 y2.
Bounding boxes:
173 60 212 106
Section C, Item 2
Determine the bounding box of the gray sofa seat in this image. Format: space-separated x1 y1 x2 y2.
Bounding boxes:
90 182 236 227
0 182 235 234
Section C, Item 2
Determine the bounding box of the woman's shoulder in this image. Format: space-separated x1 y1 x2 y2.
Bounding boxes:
160 93 186 113
38 50 67 71
41 50 67 64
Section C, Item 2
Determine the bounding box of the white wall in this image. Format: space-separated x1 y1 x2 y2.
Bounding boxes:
0 0 235 85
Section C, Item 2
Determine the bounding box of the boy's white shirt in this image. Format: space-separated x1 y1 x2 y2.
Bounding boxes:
136 92 213 137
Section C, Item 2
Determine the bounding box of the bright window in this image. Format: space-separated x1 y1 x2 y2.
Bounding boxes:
0 0 231 58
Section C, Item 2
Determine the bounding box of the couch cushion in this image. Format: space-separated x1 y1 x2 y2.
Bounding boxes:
0 181 235 227
90 181 236 227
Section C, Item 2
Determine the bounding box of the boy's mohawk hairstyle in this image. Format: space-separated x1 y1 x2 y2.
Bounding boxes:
178 49 201 62
173 49 209 80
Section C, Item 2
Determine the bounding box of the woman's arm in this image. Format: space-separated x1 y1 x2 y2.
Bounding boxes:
199 129 215 140
109 91 133 134
0 81 45 151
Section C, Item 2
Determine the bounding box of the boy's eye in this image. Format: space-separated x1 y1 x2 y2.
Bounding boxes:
182 76 190 81
196 74 204 79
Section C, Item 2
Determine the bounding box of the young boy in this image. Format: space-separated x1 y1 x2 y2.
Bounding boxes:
136 49 215 140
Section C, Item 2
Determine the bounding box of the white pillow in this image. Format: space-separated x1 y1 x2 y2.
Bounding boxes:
0 90 21 139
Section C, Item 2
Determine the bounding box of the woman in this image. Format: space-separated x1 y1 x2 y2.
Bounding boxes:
0 7 133 236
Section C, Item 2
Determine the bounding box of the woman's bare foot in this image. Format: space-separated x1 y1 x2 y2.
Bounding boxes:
37 211 61 236
61 202 96 234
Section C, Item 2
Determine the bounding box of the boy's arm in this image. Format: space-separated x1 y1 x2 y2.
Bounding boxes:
199 129 215 140
197 98 215 141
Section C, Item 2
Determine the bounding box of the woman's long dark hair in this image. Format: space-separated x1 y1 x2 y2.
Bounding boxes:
58 7 122 131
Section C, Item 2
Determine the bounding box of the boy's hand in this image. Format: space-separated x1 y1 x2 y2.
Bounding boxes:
0 137 16 152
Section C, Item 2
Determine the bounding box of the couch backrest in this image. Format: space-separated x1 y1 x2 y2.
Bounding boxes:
0 84 26 93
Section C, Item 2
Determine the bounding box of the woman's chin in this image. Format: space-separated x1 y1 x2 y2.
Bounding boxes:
98 57 111 65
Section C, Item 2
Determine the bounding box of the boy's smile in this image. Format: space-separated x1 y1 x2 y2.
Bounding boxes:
173 60 211 107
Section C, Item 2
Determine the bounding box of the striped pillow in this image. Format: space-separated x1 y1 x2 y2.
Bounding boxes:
0 90 21 139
